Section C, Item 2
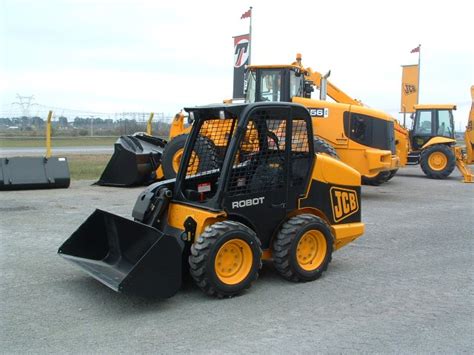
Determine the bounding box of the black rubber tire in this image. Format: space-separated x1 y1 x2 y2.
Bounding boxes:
273 214 333 282
420 144 456 179
161 134 218 179
313 137 339 159
361 171 392 186
189 221 262 298
386 169 398 181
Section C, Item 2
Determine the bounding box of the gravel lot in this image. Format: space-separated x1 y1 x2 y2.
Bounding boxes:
1 166 473 353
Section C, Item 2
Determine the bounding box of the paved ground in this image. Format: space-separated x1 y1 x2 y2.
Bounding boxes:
1 166 473 353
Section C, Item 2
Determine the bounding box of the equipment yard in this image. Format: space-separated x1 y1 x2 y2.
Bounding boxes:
1 165 472 353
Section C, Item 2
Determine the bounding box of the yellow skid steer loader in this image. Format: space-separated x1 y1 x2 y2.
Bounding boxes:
58 102 364 298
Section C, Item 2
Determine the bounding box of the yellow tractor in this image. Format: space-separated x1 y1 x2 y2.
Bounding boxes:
393 98 473 182
58 102 364 298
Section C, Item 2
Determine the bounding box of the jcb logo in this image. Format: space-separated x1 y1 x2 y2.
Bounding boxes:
330 187 359 222
403 84 417 95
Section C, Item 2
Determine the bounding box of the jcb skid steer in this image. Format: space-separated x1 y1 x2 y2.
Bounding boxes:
58 102 364 298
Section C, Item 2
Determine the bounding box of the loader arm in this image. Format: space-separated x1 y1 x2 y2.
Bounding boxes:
291 53 363 106
304 67 364 106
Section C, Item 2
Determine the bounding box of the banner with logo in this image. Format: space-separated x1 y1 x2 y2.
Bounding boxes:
233 33 250 99
400 64 419 112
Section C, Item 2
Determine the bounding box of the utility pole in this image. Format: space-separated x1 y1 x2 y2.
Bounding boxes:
89 115 94 136
12 94 38 117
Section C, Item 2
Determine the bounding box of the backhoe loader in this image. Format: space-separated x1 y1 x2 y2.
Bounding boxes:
392 90 474 183
58 102 364 298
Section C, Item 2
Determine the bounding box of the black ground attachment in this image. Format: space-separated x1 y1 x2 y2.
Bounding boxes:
0 156 70 190
58 209 183 298
97 134 167 187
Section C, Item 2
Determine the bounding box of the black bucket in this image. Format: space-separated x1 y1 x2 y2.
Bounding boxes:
0 156 70 190
97 134 167 187
58 209 183 298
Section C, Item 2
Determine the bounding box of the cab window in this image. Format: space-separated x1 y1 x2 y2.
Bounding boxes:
414 111 433 135
437 110 452 137
259 70 281 102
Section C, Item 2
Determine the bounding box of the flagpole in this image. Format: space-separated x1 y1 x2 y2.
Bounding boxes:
248 6 253 65
417 43 421 104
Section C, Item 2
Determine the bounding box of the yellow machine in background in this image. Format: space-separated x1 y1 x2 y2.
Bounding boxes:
393 94 473 183
244 54 399 185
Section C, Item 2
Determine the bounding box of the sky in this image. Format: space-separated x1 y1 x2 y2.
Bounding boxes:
1 0 473 128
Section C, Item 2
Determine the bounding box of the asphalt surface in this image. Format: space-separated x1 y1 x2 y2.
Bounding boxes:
0 166 473 353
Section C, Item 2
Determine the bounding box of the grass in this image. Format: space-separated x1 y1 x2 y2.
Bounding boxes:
66 154 111 180
0 136 118 148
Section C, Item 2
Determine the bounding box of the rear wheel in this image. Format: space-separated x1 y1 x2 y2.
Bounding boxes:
362 171 392 186
189 221 262 298
420 144 455 179
386 169 398 181
273 214 333 282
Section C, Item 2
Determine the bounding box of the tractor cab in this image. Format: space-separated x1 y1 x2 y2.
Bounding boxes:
245 65 309 103
410 104 456 151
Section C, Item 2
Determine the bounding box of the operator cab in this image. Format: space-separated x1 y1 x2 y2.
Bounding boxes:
411 105 456 150
245 66 308 103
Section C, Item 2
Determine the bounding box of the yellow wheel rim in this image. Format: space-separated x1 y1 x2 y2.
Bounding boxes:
296 230 327 271
215 239 253 285
171 149 184 173
428 152 447 171
172 149 200 175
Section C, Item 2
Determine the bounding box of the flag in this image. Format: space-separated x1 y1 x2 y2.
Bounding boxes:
241 8 251 19
233 34 250 99
400 64 419 112
410 45 420 53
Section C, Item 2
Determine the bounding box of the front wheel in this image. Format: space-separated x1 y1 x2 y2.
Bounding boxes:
273 214 333 282
420 144 455 179
189 221 262 298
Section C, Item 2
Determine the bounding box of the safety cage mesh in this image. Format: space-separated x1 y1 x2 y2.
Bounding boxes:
226 110 311 197
183 118 236 177
181 108 311 202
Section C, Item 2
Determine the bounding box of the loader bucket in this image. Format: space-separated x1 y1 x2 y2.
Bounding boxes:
97 134 167 187
0 156 70 191
58 209 183 298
